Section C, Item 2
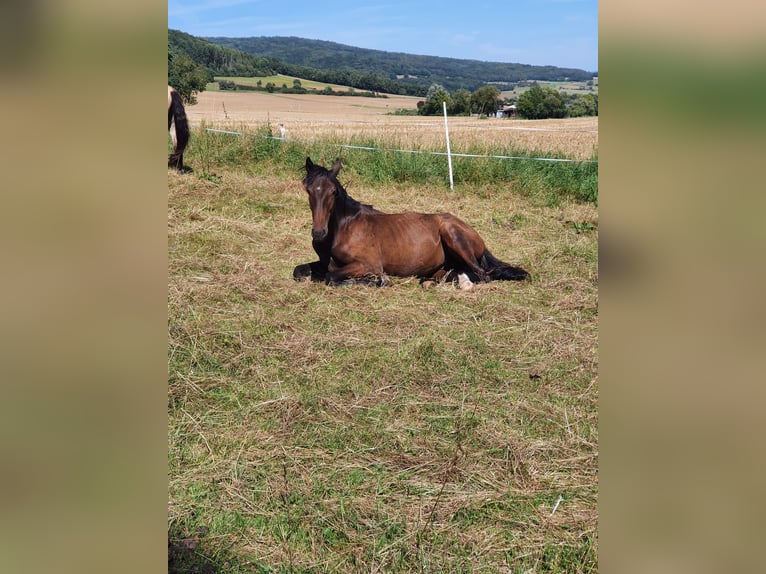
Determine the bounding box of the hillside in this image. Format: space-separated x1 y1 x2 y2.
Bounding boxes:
169 29 278 78
205 35 596 92
169 29 425 97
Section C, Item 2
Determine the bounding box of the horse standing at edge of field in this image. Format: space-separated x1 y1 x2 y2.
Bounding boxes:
293 157 530 289
168 85 190 172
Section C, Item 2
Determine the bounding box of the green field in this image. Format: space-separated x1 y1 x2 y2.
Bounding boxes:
209 75 354 92
499 79 598 99
168 130 598 572
208 76 598 99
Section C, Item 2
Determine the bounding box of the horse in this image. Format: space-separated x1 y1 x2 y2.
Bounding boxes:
168 85 190 171
293 157 530 289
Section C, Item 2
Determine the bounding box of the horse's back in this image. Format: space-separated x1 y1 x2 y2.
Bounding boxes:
368 211 443 245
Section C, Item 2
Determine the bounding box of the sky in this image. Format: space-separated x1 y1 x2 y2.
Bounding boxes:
168 0 598 72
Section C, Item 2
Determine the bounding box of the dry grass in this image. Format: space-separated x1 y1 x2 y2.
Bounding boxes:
168 163 598 572
185 91 599 161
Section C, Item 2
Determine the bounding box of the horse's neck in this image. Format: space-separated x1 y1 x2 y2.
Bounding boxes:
337 184 380 216
335 187 364 218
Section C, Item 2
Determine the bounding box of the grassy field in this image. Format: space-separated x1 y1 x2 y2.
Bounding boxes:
168 125 598 571
208 76 599 99
210 76 355 92
499 79 599 100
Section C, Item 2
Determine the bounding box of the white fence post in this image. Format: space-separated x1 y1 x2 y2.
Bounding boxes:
443 101 454 190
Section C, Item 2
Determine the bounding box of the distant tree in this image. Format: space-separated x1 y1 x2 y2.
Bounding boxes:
450 89 471 115
293 79 302 89
516 85 567 119
470 85 501 116
568 93 598 117
419 84 452 115
168 52 209 104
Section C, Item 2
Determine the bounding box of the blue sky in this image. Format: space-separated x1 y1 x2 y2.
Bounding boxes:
168 0 598 72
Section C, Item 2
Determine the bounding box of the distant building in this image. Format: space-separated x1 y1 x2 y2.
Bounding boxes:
498 104 517 118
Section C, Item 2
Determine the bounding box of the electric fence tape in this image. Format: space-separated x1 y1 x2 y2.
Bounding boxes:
198 127 598 164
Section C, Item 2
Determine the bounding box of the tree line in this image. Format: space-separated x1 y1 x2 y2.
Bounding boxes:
418 84 597 119
205 35 595 93
218 79 383 99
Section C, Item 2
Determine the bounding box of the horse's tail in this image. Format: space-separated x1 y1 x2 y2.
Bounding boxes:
480 250 530 281
168 88 189 170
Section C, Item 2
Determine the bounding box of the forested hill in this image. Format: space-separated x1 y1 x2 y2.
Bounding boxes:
205 35 595 92
169 29 426 96
169 29 278 78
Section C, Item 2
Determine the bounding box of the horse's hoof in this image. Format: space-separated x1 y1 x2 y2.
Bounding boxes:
421 280 437 289
327 279 354 287
457 273 474 291
376 275 391 287
293 264 312 281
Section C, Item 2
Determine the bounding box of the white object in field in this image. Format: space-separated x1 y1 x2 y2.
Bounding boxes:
443 101 454 190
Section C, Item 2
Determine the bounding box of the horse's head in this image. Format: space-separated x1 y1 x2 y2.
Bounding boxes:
303 157 342 241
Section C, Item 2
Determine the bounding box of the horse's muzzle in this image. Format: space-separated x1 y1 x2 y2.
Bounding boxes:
312 228 328 241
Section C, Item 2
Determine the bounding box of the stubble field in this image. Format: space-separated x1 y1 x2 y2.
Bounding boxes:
185 90 598 161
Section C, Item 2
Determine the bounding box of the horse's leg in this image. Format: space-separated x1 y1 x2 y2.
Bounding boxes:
326 260 388 286
438 217 490 282
293 260 329 282
169 123 178 153
294 239 333 282
457 272 475 291
168 121 180 169
419 268 450 288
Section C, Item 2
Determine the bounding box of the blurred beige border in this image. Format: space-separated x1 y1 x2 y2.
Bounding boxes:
600 2 766 573
0 2 168 574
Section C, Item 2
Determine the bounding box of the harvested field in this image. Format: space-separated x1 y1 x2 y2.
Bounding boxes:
186 90 599 161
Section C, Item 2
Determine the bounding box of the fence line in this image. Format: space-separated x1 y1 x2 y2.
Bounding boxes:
196 126 598 164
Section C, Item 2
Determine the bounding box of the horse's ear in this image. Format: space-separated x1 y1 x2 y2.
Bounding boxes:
331 158 342 176
305 157 314 172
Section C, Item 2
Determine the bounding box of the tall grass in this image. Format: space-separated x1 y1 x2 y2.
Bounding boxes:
184 122 598 206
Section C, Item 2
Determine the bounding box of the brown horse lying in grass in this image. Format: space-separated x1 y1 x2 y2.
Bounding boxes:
293 157 529 288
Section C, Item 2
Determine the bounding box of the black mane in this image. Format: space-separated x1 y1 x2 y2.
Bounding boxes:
306 166 381 216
